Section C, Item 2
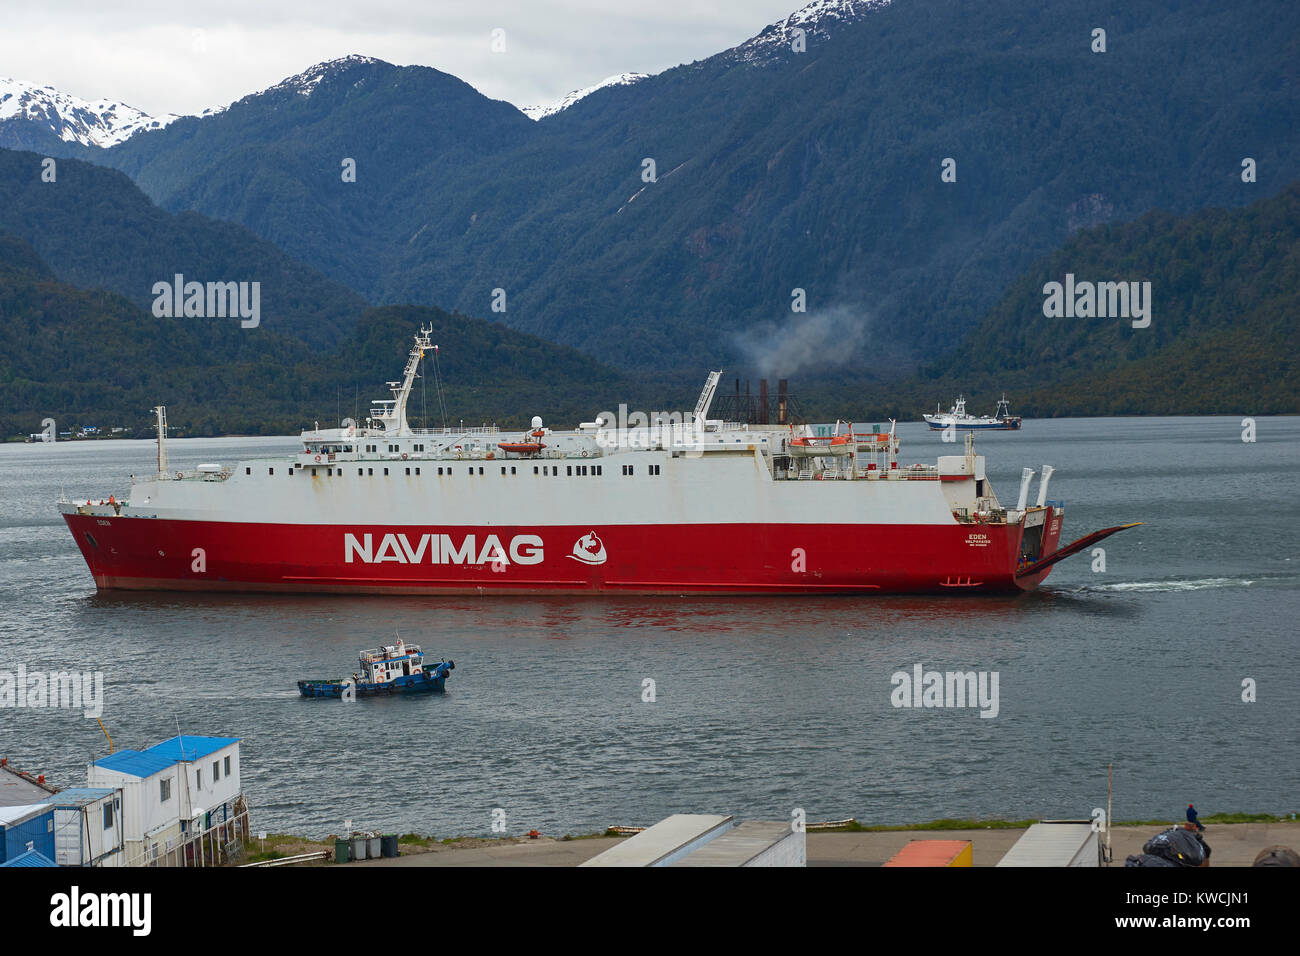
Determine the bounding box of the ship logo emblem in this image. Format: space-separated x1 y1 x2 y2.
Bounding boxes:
568 531 607 565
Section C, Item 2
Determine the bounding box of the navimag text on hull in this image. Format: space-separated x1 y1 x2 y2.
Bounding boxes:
59 329 1139 595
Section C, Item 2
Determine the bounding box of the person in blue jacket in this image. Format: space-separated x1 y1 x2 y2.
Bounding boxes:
1186 803 1205 831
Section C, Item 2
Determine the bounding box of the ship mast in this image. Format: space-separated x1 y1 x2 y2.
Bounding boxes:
154 405 168 476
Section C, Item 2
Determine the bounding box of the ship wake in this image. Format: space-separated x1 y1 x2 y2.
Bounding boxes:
1074 577 1256 593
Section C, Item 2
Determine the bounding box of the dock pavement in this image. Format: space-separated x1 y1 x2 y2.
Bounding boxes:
344 822 1300 867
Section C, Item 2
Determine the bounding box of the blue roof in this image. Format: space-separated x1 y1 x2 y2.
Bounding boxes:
93 736 239 779
40 788 116 807
1 848 57 867
145 736 239 764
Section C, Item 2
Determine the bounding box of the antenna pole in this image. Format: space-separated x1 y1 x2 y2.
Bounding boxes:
154 406 168 476
432 344 449 430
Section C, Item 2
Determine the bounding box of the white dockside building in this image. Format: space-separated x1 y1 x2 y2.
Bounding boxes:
87 735 246 866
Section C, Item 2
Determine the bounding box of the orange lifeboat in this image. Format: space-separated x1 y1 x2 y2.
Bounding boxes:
788 434 853 457
498 441 546 456
789 435 852 448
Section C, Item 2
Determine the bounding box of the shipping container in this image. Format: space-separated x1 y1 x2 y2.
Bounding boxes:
0 804 56 864
883 839 974 867
997 822 1100 867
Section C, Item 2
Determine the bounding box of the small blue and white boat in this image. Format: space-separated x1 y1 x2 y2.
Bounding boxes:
923 395 1022 431
298 639 454 698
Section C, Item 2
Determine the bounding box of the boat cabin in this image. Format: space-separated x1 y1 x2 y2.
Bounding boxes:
357 639 424 685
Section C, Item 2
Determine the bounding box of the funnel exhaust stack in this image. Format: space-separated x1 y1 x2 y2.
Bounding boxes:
1016 468 1035 512
1035 465 1055 507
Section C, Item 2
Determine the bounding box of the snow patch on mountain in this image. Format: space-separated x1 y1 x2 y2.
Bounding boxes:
732 0 895 63
522 73 650 120
0 77 179 147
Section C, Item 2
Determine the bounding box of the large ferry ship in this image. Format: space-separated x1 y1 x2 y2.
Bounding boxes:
59 329 1137 595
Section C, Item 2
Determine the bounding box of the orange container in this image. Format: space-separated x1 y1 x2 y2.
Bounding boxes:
882 840 973 867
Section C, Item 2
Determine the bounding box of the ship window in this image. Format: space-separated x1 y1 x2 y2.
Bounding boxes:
405 467 410 476
103 803 113 830
196 769 202 790
383 468 389 476
511 467 516 475
415 468 420 475
224 756 231 776
501 466 506 475
269 468 275 476
327 468 332 476
438 467 443 475
368 468 373 476
596 466 602 475
567 466 572 476
245 467 250 475
479 467 484 475
533 466 538 475
160 778 171 802
357 468 363 476
212 760 220 782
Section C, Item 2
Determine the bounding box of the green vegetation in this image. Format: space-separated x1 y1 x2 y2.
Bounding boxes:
916 183 1300 415
1114 812 1296 827
85 0 1299 372
0 237 645 438
814 818 1038 833
3 0 1298 427
0 149 366 348
561 830 629 841
396 833 438 847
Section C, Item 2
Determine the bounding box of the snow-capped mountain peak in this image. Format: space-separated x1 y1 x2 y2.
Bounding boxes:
259 55 386 99
733 0 894 62
522 72 650 120
0 77 179 147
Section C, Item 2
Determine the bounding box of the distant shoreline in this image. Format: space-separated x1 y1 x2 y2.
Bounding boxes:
7 413 1297 446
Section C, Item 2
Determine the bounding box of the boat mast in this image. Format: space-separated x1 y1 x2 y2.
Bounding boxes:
154 405 168 476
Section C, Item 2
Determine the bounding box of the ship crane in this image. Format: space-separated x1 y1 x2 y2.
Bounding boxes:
376 327 434 436
694 370 722 428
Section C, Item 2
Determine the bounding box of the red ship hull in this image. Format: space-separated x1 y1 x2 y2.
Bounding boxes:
62 511 1062 595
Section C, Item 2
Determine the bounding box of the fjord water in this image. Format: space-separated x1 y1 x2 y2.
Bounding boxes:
1 417 1296 838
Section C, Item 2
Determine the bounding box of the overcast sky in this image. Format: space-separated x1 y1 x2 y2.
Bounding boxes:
0 0 809 115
